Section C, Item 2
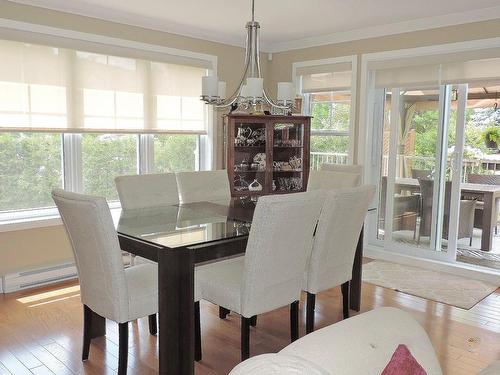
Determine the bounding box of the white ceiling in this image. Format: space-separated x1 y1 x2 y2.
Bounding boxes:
10 0 500 52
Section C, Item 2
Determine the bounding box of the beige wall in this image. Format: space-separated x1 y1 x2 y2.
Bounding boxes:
268 19 500 163
0 0 499 276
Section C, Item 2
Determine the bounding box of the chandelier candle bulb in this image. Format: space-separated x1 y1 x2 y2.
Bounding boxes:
277 82 295 101
246 77 264 98
202 76 219 97
240 84 249 97
218 81 227 99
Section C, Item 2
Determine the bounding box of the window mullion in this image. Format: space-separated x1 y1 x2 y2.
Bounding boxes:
138 134 154 174
63 133 82 192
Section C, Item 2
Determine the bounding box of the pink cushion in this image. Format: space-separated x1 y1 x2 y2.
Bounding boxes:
381 344 427 375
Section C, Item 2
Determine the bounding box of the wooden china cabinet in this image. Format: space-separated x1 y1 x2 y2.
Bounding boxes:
226 114 311 197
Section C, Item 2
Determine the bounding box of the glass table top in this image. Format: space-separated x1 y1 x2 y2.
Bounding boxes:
115 199 256 249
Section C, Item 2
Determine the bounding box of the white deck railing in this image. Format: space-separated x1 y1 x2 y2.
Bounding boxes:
311 152 499 178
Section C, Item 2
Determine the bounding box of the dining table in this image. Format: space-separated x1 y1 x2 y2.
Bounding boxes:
110 197 366 375
395 177 500 251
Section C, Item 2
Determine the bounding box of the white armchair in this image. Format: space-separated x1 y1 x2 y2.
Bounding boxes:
52 189 202 374
304 185 376 333
196 192 323 360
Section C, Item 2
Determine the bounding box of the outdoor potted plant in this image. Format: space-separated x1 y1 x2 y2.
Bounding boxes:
484 127 500 150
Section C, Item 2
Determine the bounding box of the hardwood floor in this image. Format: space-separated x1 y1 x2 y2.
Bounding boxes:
0 271 499 374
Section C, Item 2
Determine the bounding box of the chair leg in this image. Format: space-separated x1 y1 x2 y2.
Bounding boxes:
341 281 350 319
219 306 230 319
290 301 299 342
305 292 316 334
194 302 202 362
241 316 251 361
82 305 92 361
148 314 157 335
249 315 257 327
470 236 473 247
118 322 129 375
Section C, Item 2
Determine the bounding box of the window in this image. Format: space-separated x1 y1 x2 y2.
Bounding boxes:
308 92 351 168
82 134 138 201
0 38 212 223
153 134 199 173
0 132 62 213
295 57 356 169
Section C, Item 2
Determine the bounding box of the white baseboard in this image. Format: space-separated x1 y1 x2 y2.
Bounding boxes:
2 262 78 293
365 244 500 285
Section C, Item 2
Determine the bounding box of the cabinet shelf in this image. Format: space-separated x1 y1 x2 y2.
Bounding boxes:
226 114 311 197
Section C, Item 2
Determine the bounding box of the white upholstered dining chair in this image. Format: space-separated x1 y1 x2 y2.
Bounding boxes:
176 170 231 204
308 164 363 190
115 173 179 210
304 185 376 334
115 173 179 265
196 192 324 360
52 189 202 374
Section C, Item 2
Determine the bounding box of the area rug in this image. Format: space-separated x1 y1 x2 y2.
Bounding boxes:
362 260 498 309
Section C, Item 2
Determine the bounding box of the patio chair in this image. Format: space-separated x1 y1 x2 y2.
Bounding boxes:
411 169 432 179
417 179 476 246
379 176 419 238
467 173 500 234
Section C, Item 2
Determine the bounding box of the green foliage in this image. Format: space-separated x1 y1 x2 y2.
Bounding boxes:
310 100 350 155
82 134 138 201
484 126 500 144
0 133 62 211
311 102 350 132
413 108 493 157
0 132 198 212
153 134 197 173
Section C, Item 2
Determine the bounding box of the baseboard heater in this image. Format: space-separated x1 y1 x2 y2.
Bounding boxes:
2 262 77 293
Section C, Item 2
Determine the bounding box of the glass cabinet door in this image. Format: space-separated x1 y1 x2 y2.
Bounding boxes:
232 121 267 195
272 122 305 193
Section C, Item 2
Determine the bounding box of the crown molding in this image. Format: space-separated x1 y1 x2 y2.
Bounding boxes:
267 6 500 53
8 0 250 49
8 0 500 54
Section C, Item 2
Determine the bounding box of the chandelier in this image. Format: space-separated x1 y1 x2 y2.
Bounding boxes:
201 0 295 114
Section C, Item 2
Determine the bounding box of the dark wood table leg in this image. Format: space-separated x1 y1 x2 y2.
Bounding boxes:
350 226 364 311
481 192 494 252
89 309 106 338
158 248 195 375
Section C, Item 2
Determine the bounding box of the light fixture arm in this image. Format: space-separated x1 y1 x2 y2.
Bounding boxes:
201 0 295 112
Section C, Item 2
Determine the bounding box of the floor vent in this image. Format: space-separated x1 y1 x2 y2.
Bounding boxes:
2 262 77 293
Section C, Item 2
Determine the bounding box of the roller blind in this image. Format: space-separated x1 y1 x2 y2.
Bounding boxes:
298 62 352 93
0 38 208 134
370 48 500 89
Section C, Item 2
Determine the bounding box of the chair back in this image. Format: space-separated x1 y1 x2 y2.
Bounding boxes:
176 170 230 204
308 169 360 191
411 169 432 179
240 192 323 317
52 189 129 323
115 173 179 210
305 185 375 294
321 164 362 183
468 174 500 185
417 179 474 240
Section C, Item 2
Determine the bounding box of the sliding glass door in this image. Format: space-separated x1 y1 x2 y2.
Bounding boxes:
369 84 468 262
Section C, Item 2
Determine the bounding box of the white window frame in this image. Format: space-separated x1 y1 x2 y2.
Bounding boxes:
0 19 217 231
359 36 500 266
292 55 357 164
